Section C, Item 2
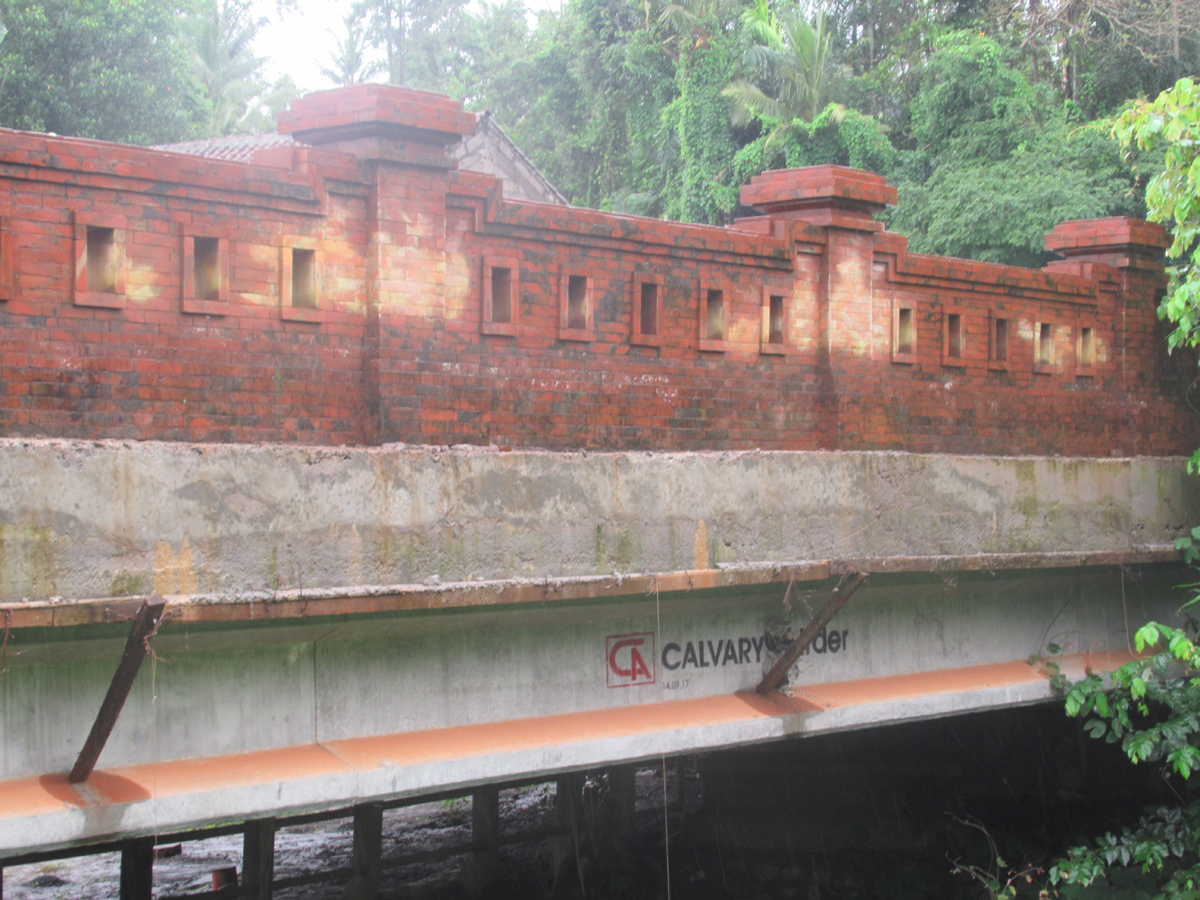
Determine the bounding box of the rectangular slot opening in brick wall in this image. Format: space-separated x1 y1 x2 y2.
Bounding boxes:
697 284 728 353
73 213 126 308
892 305 916 363
280 243 327 322
1035 322 1053 371
567 276 587 329
183 234 229 316
482 258 520 336
632 274 663 346
991 316 1009 364
87 227 119 294
194 238 221 302
706 289 724 340
1077 326 1095 375
761 287 790 355
291 248 317 309
641 283 658 335
559 272 594 340
943 312 964 365
492 267 512 323
769 295 784 343
0 222 12 302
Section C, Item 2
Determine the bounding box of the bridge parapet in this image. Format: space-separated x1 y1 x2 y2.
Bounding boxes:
0 84 1190 454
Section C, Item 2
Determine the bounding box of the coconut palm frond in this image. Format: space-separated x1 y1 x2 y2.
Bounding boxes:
658 1 699 33
723 79 789 126
740 0 783 50
320 10 385 87
185 0 268 136
742 43 785 77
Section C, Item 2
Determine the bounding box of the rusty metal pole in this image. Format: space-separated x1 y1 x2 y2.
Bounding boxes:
756 572 867 694
69 597 166 783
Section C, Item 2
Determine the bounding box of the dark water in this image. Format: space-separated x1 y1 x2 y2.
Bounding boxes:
475 703 1171 900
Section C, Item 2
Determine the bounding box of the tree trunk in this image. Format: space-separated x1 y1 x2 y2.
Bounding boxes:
1172 0 1181 66
1028 0 1041 81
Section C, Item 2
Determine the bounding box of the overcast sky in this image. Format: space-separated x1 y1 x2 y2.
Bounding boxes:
251 0 563 96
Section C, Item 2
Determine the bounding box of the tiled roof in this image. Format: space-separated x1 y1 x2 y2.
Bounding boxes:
155 119 568 206
151 132 298 163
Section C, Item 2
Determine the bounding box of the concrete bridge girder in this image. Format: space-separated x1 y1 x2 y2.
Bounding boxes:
0 440 1195 859
0 564 1187 857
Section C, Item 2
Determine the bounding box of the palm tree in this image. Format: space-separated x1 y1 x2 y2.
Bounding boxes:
723 0 843 142
320 10 386 87
186 0 267 137
657 0 746 51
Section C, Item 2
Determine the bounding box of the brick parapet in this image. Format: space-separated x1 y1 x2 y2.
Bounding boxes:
0 87 1193 454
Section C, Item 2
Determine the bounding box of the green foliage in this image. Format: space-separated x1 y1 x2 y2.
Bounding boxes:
888 32 1140 267
908 31 1038 164
354 0 1179 244
731 102 894 185
238 75 300 134
1050 621 1200 900
500 0 666 210
443 0 531 109
1115 78 1200 471
1115 79 1200 356
1180 527 1200 567
660 30 739 223
949 815 1044 900
724 2 843 135
185 0 267 137
320 9 384 87
0 0 207 144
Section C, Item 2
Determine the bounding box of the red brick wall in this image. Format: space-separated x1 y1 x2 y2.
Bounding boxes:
0 86 1194 456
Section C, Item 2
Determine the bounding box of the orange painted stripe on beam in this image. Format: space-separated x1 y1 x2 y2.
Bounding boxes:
794 650 1136 709
322 691 813 771
0 653 1124 822
796 660 1045 707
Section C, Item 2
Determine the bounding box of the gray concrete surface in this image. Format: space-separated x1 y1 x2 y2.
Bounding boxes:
1 440 1195 857
1 566 1185 782
0 439 1194 603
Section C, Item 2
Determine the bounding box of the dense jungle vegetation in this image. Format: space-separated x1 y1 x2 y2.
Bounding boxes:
0 0 1196 268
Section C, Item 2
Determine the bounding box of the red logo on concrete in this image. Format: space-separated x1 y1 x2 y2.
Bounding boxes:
606 632 656 687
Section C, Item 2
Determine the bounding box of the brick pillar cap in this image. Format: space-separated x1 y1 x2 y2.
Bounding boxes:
739 165 897 230
1045 216 1168 258
278 84 476 147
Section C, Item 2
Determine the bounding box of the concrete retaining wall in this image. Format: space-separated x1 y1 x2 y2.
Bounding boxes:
0 438 1195 603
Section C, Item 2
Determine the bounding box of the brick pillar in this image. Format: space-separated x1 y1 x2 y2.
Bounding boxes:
740 166 897 449
1045 217 1170 453
278 85 476 445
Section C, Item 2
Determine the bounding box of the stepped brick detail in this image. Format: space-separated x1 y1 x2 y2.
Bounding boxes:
0 85 1193 455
